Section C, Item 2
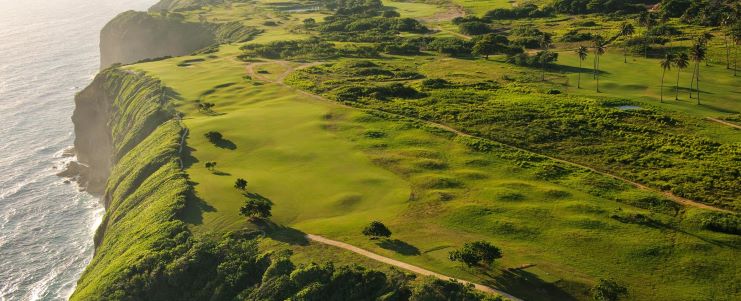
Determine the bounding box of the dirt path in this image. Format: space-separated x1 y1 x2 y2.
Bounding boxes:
306 234 522 301
245 61 734 214
706 117 741 130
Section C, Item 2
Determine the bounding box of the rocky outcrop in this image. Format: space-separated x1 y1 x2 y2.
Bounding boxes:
71 69 172 195
99 11 260 69
100 11 214 69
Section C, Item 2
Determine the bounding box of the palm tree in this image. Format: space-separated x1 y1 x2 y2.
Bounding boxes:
660 53 674 103
689 41 706 104
721 15 732 69
540 34 553 81
593 37 607 93
576 46 588 88
619 22 635 63
732 21 741 77
673 52 689 100
699 32 714 66
638 11 655 58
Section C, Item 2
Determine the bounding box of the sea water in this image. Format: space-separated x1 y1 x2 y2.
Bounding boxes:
0 0 153 300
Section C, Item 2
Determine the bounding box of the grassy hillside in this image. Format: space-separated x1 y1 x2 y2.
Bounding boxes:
79 0 741 300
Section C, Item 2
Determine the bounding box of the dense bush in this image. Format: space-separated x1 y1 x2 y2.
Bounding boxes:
484 4 554 20
458 21 492 36
697 212 741 235
428 38 473 56
552 0 649 15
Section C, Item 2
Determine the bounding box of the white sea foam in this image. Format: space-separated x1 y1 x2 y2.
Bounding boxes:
0 0 154 300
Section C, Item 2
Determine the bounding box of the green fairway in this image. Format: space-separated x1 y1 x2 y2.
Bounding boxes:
129 56 410 234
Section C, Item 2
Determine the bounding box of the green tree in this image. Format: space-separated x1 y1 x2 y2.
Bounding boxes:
618 22 635 63
205 131 223 144
205 161 217 171
660 53 674 103
234 178 248 190
576 45 589 88
362 221 392 239
240 198 272 220
448 241 502 267
591 279 628 301
472 34 508 59
673 52 689 100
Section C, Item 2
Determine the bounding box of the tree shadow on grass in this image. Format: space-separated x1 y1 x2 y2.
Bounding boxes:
377 239 421 256
251 219 310 246
212 138 237 150
552 64 609 75
211 170 231 176
178 180 216 225
483 268 582 301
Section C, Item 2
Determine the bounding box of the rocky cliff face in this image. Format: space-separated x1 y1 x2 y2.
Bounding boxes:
70 75 114 195
100 11 214 69
71 69 173 196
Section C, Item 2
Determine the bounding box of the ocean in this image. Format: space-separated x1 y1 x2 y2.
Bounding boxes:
0 0 153 300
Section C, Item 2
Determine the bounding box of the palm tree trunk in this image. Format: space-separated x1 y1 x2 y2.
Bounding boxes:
725 34 730 69
689 63 696 98
578 60 582 88
675 68 681 100
696 64 700 104
624 46 627 63
661 69 665 103
593 56 597 79
596 55 600 92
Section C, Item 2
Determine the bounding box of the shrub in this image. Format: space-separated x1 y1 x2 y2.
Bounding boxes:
448 241 502 267
421 78 452 89
362 221 392 238
458 21 491 36
591 279 628 301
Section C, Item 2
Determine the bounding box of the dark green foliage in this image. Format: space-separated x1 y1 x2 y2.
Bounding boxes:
484 4 554 20
448 241 502 267
509 26 552 49
552 0 649 15
234 178 248 190
240 198 272 219
410 277 502 301
507 50 558 67
362 221 392 238
458 22 492 36
334 83 422 102
679 0 736 26
421 78 452 89
660 0 692 17
428 38 473 56
591 279 628 301
204 131 222 144
697 212 741 235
